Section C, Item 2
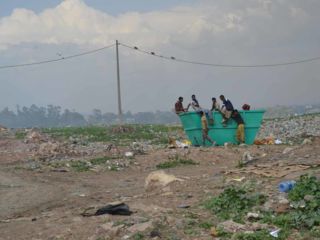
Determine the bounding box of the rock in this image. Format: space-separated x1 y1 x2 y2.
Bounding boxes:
99 222 123 238
242 151 253 163
217 220 247 233
246 212 260 221
145 170 183 190
282 147 294 154
304 194 315 202
210 227 218 237
127 221 153 233
302 138 312 145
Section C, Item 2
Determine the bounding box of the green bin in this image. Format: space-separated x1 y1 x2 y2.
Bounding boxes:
179 110 265 146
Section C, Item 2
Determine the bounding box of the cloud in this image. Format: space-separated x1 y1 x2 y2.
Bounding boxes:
0 0 320 112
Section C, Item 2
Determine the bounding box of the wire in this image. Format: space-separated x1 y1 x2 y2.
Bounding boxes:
0 43 116 69
120 42 320 68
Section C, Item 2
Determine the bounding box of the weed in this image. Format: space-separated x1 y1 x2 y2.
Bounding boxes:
132 232 144 240
198 221 212 229
70 161 90 172
89 156 117 165
43 124 183 146
156 154 198 169
15 131 27 139
204 186 266 223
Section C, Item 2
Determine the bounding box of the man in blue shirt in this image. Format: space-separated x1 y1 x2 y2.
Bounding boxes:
220 95 234 126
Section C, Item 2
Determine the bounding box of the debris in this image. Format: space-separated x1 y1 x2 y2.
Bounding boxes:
177 204 190 209
150 229 161 238
246 212 260 221
302 138 312 145
127 221 153 233
270 229 281 238
124 151 134 157
242 151 254 162
145 170 183 190
282 147 294 154
275 139 282 144
231 177 246 182
278 180 296 192
217 220 247 233
210 226 218 237
81 202 132 217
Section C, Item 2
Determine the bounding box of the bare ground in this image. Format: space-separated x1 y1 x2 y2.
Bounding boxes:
0 135 319 240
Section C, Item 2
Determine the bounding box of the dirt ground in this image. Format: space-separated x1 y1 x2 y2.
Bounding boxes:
0 133 319 240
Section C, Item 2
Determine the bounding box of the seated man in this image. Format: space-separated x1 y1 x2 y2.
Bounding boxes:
175 97 189 114
190 94 201 111
210 97 221 112
220 95 234 126
231 110 245 144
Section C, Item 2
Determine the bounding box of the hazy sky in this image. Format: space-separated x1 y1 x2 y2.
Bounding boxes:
0 0 319 113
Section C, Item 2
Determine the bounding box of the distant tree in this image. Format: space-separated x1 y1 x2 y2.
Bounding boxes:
61 109 87 126
0 107 17 128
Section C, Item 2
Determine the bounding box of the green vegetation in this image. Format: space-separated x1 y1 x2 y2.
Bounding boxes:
43 124 183 145
15 131 27 139
204 175 320 240
156 159 198 169
132 232 144 240
89 156 118 165
70 161 90 172
204 186 267 223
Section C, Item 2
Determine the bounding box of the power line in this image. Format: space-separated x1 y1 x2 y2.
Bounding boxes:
120 42 320 68
0 43 116 70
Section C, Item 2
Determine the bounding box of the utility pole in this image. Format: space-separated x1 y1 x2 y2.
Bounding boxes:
116 40 123 124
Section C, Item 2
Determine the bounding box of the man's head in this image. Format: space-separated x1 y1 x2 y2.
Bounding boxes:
212 97 216 102
199 111 204 116
191 94 196 100
178 97 183 102
220 95 225 101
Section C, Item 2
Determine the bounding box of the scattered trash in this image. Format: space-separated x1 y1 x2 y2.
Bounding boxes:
145 170 183 190
279 180 296 192
242 151 254 163
81 202 132 217
275 139 282 144
246 212 260 221
254 137 275 145
282 147 294 154
210 226 218 237
168 138 191 148
124 151 134 157
270 229 281 238
217 220 247 233
302 138 312 145
177 204 190 209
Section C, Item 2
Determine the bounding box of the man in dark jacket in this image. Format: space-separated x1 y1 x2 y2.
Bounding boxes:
220 95 234 126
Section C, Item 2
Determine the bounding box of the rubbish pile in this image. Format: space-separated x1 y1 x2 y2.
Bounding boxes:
258 114 320 143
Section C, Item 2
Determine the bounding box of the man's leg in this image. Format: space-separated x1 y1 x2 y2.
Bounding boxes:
239 124 245 143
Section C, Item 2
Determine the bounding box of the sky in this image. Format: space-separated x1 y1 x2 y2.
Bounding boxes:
0 0 319 113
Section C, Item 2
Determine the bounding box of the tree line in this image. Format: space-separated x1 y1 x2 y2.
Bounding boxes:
0 105 179 128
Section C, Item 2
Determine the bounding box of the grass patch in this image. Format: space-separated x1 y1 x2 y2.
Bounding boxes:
70 161 90 172
89 156 118 165
204 186 267 223
42 124 183 146
156 158 198 169
15 131 27 139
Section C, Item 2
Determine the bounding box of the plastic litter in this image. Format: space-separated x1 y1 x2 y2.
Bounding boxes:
270 229 281 238
279 180 296 192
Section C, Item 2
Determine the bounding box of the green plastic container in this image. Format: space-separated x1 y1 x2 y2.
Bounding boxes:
179 110 265 146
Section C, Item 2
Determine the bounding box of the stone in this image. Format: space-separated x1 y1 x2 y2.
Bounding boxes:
282 147 294 154
302 138 312 145
127 221 153 233
218 220 247 233
145 170 183 190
